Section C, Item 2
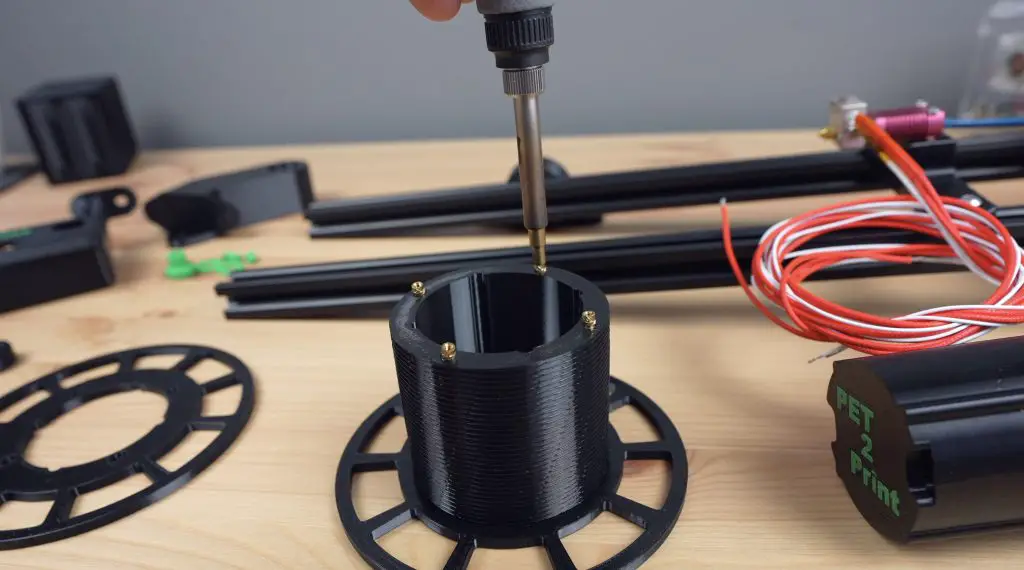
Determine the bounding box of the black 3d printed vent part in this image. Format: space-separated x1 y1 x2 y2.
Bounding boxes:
828 336 1024 543
0 345 255 550
16 76 137 185
335 266 687 569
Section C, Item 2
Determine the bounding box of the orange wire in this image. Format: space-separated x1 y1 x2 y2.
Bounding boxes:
721 115 1024 356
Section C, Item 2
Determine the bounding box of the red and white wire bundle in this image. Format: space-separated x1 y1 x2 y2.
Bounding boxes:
722 114 1024 357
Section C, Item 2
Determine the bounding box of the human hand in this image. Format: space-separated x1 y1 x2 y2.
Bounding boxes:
410 0 474 21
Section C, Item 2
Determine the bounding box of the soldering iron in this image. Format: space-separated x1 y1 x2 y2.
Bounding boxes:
476 0 555 270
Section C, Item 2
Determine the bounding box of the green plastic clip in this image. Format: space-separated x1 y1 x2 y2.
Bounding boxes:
164 249 260 280
164 249 198 280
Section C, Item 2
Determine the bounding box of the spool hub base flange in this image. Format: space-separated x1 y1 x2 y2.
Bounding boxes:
335 377 688 570
0 344 255 550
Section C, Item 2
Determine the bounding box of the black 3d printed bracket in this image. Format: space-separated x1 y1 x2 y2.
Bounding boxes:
0 187 136 315
145 162 316 247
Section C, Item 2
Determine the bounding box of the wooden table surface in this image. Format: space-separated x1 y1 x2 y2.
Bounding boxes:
1 130 1023 569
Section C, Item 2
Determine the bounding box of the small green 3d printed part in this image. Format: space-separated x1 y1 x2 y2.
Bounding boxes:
164 249 198 279
164 249 260 280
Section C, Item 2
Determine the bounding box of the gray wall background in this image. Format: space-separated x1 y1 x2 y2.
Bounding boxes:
0 0 997 152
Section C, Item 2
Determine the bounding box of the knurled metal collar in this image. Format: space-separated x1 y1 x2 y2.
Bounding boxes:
503 67 546 96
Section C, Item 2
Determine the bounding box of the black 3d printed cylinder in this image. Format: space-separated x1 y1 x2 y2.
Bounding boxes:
828 336 1024 543
390 265 610 528
336 264 688 568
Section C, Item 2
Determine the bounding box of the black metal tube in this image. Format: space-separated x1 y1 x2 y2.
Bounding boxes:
222 133 1024 318
306 151 866 225
219 207 1024 319
225 294 405 319
305 134 1024 237
217 229 756 302
223 210 1022 303
222 260 967 320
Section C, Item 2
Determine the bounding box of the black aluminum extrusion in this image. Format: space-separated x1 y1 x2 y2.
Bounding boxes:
219 133 1024 319
216 206 1024 319
305 134 1024 237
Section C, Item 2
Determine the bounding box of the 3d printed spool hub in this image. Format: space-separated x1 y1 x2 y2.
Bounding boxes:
0 344 254 549
336 266 688 569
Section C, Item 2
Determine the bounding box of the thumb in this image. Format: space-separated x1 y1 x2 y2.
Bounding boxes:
410 0 471 21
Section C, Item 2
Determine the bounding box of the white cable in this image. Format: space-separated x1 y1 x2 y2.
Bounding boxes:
746 155 1024 352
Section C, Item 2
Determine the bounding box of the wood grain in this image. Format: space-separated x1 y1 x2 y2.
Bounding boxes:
1 130 1023 568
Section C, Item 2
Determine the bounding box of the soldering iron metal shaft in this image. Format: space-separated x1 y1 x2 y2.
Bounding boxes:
478 0 555 269
507 69 549 268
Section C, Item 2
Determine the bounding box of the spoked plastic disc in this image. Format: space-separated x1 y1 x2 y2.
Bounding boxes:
335 377 688 570
0 344 255 550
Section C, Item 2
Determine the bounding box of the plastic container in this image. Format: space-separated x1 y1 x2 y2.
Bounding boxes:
959 1 1024 119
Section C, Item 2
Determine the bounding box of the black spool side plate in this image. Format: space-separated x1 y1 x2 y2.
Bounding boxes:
0 344 255 550
336 377 688 570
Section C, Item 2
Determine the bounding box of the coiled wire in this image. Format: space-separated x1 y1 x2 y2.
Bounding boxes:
394 324 611 526
722 113 1024 359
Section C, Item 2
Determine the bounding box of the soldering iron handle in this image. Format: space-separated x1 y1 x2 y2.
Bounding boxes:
477 0 555 70
476 0 554 15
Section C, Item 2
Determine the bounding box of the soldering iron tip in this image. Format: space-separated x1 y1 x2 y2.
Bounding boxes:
532 247 547 270
528 229 548 270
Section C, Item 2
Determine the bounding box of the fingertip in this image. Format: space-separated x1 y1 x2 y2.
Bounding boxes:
410 0 463 21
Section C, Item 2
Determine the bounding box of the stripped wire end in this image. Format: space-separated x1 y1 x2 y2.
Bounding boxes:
808 345 848 364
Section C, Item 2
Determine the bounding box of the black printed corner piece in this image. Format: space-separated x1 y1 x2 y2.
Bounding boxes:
0 187 136 315
16 76 138 185
145 162 316 247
